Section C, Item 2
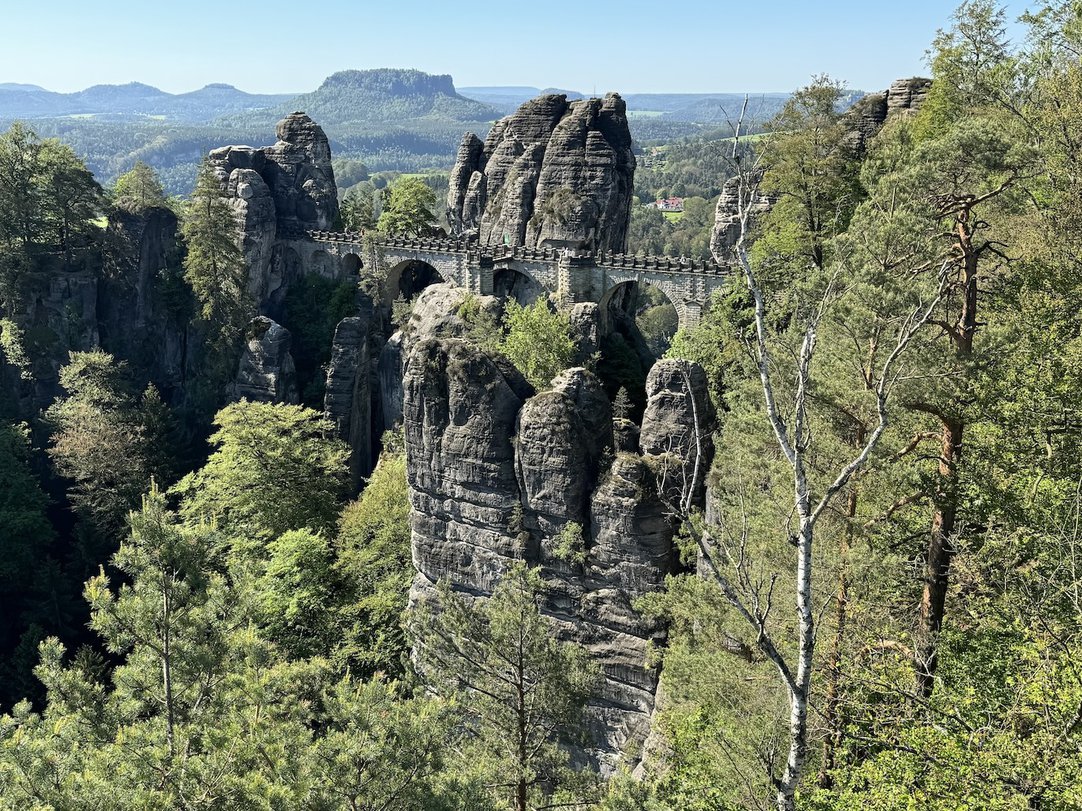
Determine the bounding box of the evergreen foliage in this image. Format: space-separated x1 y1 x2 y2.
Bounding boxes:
336 453 413 678
412 563 601 811
46 350 172 532
112 160 168 214
173 401 349 549
180 157 252 347
0 123 103 313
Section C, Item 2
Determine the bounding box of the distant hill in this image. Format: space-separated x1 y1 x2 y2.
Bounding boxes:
0 82 46 92
0 70 834 195
624 93 791 124
458 86 794 131
231 69 499 128
460 86 584 114
0 81 293 123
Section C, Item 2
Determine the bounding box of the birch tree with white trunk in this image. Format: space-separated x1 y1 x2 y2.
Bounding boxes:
660 98 947 810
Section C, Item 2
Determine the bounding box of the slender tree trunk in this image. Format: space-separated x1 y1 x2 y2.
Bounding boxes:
818 485 856 788
162 587 175 758
916 219 977 696
776 514 815 811
516 626 527 811
916 417 963 695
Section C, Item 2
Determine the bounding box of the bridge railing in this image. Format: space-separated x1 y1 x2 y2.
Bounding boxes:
376 235 472 253
283 228 730 275
286 228 471 254
594 251 729 275
490 245 562 262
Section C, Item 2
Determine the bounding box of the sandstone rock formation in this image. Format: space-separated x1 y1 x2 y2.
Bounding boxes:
263 113 339 231
5 205 193 414
712 77 932 260
709 171 773 263
844 76 932 153
231 316 299 403
209 112 339 303
377 282 503 434
403 333 716 771
886 76 932 118
640 360 716 512
447 93 635 253
323 311 375 486
98 207 191 391
569 302 601 366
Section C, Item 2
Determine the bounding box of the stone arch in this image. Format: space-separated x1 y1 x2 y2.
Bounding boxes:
386 258 444 305
341 252 363 276
493 266 545 306
311 249 336 278
600 279 683 357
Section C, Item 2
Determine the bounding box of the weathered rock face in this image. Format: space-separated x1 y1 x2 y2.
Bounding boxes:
324 311 376 487
447 133 485 237
709 172 773 262
263 113 339 231
377 332 406 433
517 368 612 545
231 316 299 404
403 336 715 772
640 360 716 512
406 338 534 595
5 205 204 418
843 76 932 153
208 113 340 307
13 263 100 409
569 302 601 366
98 207 191 394
447 93 635 253
225 166 278 301
378 282 504 434
886 77 932 118
843 92 890 153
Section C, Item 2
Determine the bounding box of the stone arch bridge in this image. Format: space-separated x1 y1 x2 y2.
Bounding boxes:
279 228 732 330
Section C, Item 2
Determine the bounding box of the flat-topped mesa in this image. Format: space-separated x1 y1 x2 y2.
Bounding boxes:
447 92 635 254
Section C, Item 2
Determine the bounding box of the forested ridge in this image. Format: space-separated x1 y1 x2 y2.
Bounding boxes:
3 2 1082 809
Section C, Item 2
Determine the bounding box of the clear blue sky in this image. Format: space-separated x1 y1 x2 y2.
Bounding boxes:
1 0 1035 95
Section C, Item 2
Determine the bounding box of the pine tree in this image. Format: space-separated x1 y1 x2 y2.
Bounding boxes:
113 160 168 214
46 350 172 533
84 484 225 759
181 157 252 346
413 563 600 811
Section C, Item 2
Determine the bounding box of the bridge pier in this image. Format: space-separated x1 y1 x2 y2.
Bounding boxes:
472 260 494 296
681 300 703 330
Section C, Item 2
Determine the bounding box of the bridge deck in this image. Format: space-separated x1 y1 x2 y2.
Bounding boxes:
287 228 730 276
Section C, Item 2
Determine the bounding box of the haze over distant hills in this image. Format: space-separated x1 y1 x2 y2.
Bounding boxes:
456 86 797 123
0 81 293 124
0 68 807 193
